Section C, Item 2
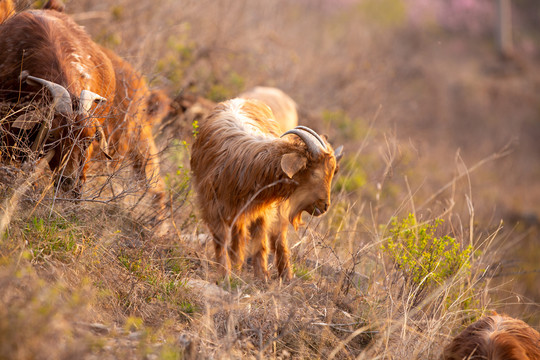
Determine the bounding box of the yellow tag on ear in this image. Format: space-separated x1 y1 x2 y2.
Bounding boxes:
281 153 307 178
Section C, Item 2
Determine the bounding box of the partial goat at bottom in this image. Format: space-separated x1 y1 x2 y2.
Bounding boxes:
442 313 540 360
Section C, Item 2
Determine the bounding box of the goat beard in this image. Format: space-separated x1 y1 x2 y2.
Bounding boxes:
289 211 304 231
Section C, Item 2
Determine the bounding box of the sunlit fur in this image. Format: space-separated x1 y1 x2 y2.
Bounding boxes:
442 313 540 360
0 7 116 196
93 47 170 210
239 86 298 132
0 0 15 24
190 98 338 280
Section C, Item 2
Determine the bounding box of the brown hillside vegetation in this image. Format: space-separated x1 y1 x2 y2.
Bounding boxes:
1 0 540 358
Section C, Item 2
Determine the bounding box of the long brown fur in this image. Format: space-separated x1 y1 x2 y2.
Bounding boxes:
0 7 116 195
191 98 338 280
442 313 540 360
0 0 15 24
237 87 301 275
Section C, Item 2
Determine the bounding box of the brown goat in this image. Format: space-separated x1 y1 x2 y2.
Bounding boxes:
190 98 342 280
442 313 540 360
0 7 115 196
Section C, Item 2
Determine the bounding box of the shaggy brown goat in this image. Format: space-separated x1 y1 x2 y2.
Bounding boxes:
190 98 342 280
0 6 115 196
442 313 540 360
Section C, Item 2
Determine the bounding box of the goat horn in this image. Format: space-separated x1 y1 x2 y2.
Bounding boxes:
79 89 107 114
25 75 73 115
281 128 325 157
294 126 328 150
334 145 344 162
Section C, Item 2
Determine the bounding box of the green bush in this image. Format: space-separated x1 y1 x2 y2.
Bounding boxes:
382 213 473 303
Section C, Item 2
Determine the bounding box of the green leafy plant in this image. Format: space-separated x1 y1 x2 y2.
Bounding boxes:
164 139 191 195
192 119 199 138
382 213 473 304
23 216 84 263
293 263 313 281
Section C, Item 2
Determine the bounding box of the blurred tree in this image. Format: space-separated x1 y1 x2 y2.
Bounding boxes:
496 0 513 58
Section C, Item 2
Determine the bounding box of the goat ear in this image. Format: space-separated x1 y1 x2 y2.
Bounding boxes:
281 153 307 178
12 110 41 130
334 145 344 163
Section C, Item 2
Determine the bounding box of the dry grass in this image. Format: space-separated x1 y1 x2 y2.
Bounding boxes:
1 0 540 358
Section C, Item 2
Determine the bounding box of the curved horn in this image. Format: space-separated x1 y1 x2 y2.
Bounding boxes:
281 128 324 157
79 90 107 114
294 126 327 150
26 75 73 115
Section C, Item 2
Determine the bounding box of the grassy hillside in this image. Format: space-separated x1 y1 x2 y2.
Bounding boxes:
1 0 539 358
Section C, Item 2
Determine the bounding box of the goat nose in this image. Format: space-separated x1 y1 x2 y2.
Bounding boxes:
323 202 329 212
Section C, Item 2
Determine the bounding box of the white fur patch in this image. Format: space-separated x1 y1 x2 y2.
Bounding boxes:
71 54 90 79
225 98 273 138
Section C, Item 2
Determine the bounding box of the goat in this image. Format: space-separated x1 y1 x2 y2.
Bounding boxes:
442 313 540 360
0 7 115 197
190 98 342 280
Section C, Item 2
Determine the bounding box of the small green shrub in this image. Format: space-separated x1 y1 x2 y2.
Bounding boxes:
23 216 84 263
293 263 312 281
382 213 473 303
163 139 191 195
192 119 199 138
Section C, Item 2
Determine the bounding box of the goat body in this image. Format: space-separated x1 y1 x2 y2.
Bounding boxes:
191 98 340 280
0 7 115 195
